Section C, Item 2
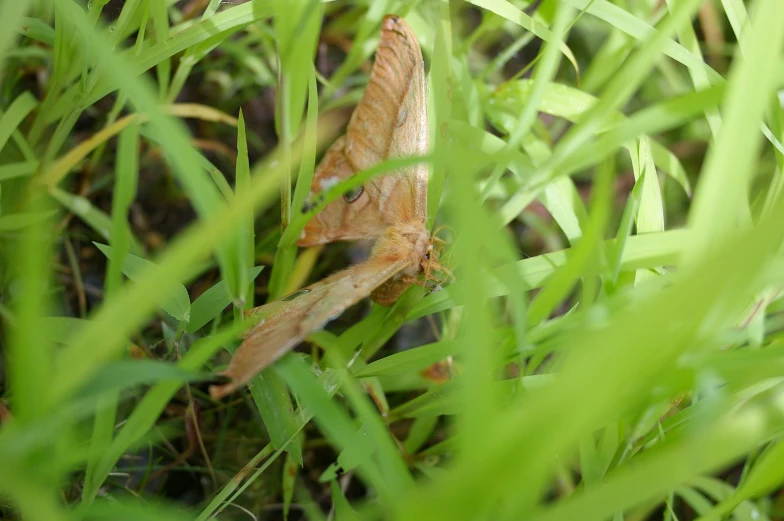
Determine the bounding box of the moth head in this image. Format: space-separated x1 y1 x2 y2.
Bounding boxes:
418 243 434 269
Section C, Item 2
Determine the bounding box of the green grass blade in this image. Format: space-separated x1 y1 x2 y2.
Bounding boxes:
0 92 37 155
84 321 246 504
234 109 252 305
501 0 707 222
81 122 140 505
94 243 191 323
467 0 578 73
47 2 275 123
5 196 56 423
0 1 33 77
187 266 264 333
685 0 784 265
275 356 395 504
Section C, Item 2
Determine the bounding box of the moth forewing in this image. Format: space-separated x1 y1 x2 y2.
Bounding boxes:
295 14 429 246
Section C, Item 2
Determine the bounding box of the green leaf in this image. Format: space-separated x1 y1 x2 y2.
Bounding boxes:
486 80 691 196
250 369 302 465
74 359 208 400
48 2 275 122
37 316 89 344
187 266 264 333
17 16 55 46
94 242 191 322
330 480 360 521
356 340 458 378
0 211 57 231
0 2 33 72
466 0 578 74
0 91 37 154
50 187 143 255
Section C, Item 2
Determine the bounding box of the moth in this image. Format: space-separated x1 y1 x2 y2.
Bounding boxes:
210 15 449 400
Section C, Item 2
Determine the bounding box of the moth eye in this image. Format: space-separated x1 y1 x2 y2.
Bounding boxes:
282 289 311 301
342 185 364 203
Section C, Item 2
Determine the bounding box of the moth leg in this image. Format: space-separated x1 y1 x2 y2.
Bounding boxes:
436 264 455 282
423 259 454 283
401 274 428 287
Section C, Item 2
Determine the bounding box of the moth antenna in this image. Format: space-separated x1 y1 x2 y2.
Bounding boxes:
430 224 456 244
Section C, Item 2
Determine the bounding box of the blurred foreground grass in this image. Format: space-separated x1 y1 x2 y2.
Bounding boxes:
2 0 784 520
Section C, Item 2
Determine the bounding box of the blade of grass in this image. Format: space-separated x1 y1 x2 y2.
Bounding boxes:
16 16 55 46
255 68 319 466
267 3 322 301
426 0 453 224
6 193 55 424
395 189 784 521
94 243 191 323
527 157 613 327
478 2 573 205
275 357 396 505
631 137 665 285
529 397 784 521
234 109 252 306
46 2 273 123
564 0 722 82
0 92 37 155
37 104 237 189
409 229 689 319
443 143 500 452
83 320 247 504
50 188 143 256
47 107 343 413
685 0 784 266
500 0 707 223
467 0 578 74
81 122 140 504
269 66 320 298
0 0 32 72
199 367 344 521
187 266 264 333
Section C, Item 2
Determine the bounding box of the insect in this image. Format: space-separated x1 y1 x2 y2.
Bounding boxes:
209 14 451 400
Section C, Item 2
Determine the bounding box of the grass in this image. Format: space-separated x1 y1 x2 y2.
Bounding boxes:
1 0 784 520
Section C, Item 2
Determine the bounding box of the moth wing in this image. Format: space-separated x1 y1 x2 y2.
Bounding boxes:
297 136 389 245
297 15 428 247
346 14 428 222
209 257 410 399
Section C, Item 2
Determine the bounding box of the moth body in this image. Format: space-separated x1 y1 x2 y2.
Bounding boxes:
372 221 431 276
209 14 448 400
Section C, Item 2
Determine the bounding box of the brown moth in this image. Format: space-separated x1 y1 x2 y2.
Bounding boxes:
209 15 448 400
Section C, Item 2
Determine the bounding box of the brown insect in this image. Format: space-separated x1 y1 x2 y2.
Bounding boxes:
210 15 450 400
